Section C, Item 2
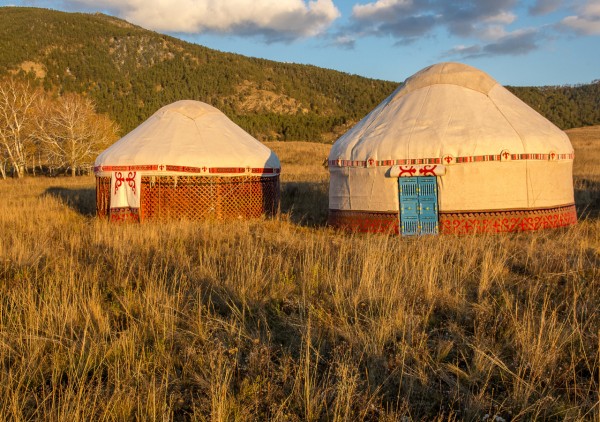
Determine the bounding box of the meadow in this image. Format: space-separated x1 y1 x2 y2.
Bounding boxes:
0 130 598 421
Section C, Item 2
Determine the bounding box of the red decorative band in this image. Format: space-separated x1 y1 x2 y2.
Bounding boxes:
109 207 140 223
328 152 574 168
328 204 577 234
166 165 202 173
330 158 443 167
94 165 280 175
328 210 399 234
99 165 158 172
456 155 501 163
209 167 245 174
439 204 577 234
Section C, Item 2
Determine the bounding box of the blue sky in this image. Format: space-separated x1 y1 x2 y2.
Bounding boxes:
2 0 599 86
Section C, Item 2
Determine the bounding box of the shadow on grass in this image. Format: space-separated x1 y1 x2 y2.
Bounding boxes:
575 178 600 219
44 186 96 217
279 179 600 228
280 181 328 227
41 179 597 227
42 181 330 225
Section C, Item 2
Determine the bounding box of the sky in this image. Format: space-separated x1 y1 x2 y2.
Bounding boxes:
2 0 599 86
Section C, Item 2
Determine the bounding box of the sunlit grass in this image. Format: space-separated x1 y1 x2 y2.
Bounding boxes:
0 131 598 420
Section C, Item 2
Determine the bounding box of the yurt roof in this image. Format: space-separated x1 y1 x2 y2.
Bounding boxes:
95 100 280 176
329 62 573 162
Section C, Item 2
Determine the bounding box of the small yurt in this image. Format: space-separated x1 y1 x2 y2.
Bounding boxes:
328 62 577 235
95 100 280 222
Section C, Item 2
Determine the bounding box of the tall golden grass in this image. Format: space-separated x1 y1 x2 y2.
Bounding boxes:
0 130 598 421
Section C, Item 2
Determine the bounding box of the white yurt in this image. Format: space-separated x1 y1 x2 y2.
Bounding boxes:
95 100 280 222
328 62 577 235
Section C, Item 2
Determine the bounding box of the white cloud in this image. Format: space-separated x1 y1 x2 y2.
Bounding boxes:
482 11 516 25
482 28 540 55
561 15 600 34
580 0 600 15
445 28 541 58
560 1 600 35
347 0 519 42
352 0 413 22
65 0 341 42
477 24 509 41
344 0 599 58
332 35 356 49
528 0 564 16
443 44 482 57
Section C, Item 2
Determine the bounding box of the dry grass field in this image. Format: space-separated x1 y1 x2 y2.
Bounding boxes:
0 130 599 421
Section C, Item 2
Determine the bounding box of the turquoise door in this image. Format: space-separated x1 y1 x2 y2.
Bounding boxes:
399 177 439 235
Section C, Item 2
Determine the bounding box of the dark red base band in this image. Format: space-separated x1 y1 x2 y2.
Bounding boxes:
328 204 577 235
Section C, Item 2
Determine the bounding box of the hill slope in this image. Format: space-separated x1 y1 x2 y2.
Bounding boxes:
0 7 397 141
508 83 600 129
1 7 598 140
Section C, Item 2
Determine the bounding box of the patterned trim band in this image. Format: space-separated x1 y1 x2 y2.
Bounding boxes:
439 204 577 234
109 207 140 223
94 164 280 175
328 204 577 235
328 210 399 234
328 151 574 168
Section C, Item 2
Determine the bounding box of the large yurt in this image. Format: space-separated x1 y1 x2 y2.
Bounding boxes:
95 100 280 222
328 62 577 235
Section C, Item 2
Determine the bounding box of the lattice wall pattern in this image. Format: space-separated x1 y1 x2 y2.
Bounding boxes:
96 175 279 221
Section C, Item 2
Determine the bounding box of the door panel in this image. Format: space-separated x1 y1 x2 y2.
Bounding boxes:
399 178 419 235
398 177 439 236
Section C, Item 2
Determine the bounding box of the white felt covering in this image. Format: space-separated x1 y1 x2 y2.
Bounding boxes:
95 100 280 177
328 62 575 212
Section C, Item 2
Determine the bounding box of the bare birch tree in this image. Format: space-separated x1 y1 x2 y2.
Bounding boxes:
0 77 40 178
36 93 118 176
0 147 9 180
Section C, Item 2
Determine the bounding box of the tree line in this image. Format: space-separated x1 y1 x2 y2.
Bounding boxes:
0 76 118 179
2 7 598 143
507 82 600 129
0 7 397 141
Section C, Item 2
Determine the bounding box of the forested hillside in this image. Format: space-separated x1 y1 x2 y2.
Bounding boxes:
508 83 600 129
0 7 395 141
1 7 598 142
